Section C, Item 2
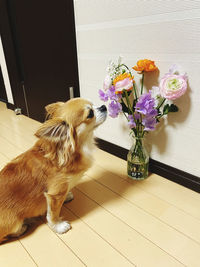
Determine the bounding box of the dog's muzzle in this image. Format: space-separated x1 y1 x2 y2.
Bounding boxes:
97 105 107 113
95 105 107 126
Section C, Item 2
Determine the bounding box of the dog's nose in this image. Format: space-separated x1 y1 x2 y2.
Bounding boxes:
98 105 107 112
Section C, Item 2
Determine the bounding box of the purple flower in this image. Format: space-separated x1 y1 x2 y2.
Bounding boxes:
108 101 122 118
134 112 140 120
142 116 157 131
148 108 158 117
128 115 136 129
134 93 158 131
136 92 156 115
99 89 108 102
107 86 122 101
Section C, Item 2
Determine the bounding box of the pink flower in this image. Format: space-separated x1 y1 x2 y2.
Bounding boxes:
159 74 187 100
115 78 133 93
113 73 133 94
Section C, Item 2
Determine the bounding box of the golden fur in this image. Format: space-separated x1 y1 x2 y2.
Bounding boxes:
0 98 107 243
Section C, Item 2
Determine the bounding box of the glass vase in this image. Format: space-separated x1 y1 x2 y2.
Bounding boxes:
127 137 149 180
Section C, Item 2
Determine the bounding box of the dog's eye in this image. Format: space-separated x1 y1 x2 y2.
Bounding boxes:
87 109 94 119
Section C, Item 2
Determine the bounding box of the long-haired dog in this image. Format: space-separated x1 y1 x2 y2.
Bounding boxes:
0 98 107 243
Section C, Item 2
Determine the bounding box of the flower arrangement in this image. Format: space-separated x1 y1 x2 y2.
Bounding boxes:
99 58 188 179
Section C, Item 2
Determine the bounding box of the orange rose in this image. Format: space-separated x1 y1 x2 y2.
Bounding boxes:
133 59 158 73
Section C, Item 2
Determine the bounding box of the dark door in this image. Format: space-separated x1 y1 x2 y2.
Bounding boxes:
2 0 79 122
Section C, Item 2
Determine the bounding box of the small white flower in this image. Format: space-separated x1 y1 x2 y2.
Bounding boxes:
106 57 124 80
106 60 116 74
150 86 161 107
150 86 172 113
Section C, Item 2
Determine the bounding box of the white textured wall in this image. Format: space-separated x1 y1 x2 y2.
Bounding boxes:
74 0 200 177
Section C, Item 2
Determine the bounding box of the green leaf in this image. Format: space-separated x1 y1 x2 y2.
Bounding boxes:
122 91 126 98
127 90 132 96
163 103 179 115
169 104 179 112
163 104 170 115
121 101 130 114
122 90 132 98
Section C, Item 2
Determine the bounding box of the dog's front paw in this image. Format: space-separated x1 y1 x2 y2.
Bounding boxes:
51 221 71 234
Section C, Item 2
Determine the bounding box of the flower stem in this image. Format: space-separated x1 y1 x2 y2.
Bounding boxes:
124 90 140 137
138 114 144 138
157 114 164 119
120 64 132 76
157 98 166 109
123 111 128 120
120 64 138 99
121 98 129 120
133 83 138 100
140 73 144 95
124 90 133 116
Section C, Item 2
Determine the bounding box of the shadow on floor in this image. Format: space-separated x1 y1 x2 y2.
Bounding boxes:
64 168 150 222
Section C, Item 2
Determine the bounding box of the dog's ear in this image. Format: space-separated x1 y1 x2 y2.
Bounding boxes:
35 119 76 166
45 102 64 119
35 119 68 140
35 119 76 153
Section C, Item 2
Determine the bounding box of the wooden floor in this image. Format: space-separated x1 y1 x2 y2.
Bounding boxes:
0 102 200 267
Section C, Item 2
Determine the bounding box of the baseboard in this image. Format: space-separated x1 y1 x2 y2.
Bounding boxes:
0 100 16 111
6 102 16 111
96 138 200 193
0 98 7 104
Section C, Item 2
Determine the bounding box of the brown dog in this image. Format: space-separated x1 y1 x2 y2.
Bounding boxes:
0 98 107 243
